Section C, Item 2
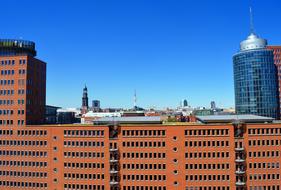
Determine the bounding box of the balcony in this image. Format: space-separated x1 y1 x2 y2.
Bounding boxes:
110 170 119 174
236 181 246 186
110 181 119 185
110 158 118 163
109 147 118 151
235 170 246 175
235 147 245 151
235 158 245 163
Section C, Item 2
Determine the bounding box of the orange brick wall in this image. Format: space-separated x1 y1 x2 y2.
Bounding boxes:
1 123 280 190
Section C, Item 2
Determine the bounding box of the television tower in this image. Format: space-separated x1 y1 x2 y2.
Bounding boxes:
133 90 137 108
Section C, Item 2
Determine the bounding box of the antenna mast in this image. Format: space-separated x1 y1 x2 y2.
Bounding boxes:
249 7 255 34
134 90 137 108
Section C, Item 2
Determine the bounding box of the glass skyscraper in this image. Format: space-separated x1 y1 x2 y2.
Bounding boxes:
233 33 279 119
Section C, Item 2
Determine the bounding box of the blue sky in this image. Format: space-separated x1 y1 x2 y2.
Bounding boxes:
1 0 281 109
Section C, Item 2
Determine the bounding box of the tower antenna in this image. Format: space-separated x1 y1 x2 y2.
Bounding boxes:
134 89 137 108
249 6 255 34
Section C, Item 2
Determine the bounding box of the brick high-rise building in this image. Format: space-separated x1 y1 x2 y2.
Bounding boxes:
268 46 281 115
0 39 46 125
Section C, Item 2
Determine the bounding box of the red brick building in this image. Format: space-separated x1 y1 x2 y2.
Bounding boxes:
0 122 280 190
0 39 46 125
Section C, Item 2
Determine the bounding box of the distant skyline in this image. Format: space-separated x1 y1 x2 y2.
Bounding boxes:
1 0 281 109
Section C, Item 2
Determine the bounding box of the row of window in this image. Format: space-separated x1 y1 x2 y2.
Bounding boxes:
185 129 229 136
248 128 281 135
249 151 279 158
123 175 166 181
0 181 47 189
0 140 47 147
0 90 14 95
64 130 104 137
0 109 13 115
0 120 24 125
64 152 104 158
17 109 24 115
17 120 25 125
185 152 230 159
123 187 166 190
185 141 229 147
0 150 47 157
64 162 104 169
122 152 166 159
122 141 165 148
249 162 280 169
19 69 26 74
0 99 14 105
17 130 47 136
0 130 13 135
0 170 47 178
64 173 104 180
249 185 280 190
19 59 26 65
185 163 230 170
122 130 166 137
122 163 166 170
0 70 15 75
18 79 25 85
0 120 13 125
249 139 281 146
0 160 47 168
249 173 280 180
18 99 24 104
0 59 26 65
63 141 104 147
18 89 25 94
186 187 230 190
64 184 104 190
0 79 14 85
0 60 15 65
186 175 230 181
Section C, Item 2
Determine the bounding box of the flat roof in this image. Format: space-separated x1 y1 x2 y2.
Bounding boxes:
196 114 274 124
93 116 162 125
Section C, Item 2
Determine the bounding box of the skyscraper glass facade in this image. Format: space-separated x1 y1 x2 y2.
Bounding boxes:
233 49 279 118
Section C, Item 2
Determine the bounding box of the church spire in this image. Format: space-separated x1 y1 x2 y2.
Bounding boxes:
81 85 89 114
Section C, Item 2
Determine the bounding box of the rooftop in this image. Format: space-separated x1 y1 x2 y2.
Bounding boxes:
93 116 162 125
197 114 274 124
0 39 36 56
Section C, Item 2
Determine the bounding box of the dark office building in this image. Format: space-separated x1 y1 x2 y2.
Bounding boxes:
45 105 61 124
92 100 101 112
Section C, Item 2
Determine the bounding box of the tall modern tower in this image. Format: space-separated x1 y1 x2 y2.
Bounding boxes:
233 8 279 119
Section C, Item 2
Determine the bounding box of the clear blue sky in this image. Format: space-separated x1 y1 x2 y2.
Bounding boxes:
1 0 281 109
